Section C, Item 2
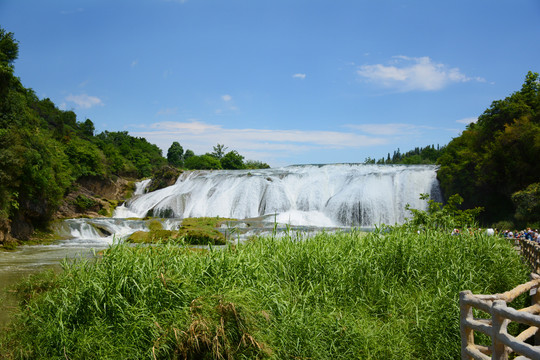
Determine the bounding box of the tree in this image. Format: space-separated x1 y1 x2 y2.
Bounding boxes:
167 141 184 167
245 160 270 169
211 143 228 160
80 119 95 138
512 183 540 225
184 155 222 170
220 150 245 169
437 71 540 223
0 27 18 99
184 149 195 160
0 28 18 65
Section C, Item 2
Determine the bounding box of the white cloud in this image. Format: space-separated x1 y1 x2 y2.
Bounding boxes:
222 94 232 102
292 73 306 80
456 117 478 125
130 120 388 162
131 59 138 68
346 122 458 138
347 123 420 136
65 94 103 109
357 56 484 91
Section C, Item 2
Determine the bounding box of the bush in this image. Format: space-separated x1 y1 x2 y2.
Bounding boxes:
73 195 98 211
184 155 222 170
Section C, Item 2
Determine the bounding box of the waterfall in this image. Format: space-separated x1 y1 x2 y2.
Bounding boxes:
114 164 441 227
52 218 180 245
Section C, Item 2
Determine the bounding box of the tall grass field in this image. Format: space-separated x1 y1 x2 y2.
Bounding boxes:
1 228 529 359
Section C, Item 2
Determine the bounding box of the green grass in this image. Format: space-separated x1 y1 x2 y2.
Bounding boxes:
1 227 529 359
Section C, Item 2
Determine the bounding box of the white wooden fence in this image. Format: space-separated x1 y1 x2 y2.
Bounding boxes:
460 238 540 360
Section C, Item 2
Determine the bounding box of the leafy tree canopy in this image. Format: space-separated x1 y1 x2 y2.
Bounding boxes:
437 71 540 225
220 150 245 170
167 141 184 167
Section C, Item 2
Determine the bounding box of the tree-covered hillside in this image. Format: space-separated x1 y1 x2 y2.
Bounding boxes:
0 28 166 242
437 71 540 226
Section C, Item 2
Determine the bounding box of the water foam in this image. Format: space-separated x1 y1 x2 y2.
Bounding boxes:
115 164 441 227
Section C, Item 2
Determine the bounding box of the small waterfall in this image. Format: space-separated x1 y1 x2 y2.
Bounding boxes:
115 164 441 227
52 218 180 245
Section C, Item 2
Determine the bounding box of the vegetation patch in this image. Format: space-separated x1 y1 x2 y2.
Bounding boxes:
125 217 235 245
126 229 179 244
147 165 182 193
1 225 529 359
178 217 236 245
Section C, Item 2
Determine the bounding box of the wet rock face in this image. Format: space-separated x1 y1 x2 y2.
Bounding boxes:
76 176 132 201
10 212 35 240
0 217 11 243
147 166 181 193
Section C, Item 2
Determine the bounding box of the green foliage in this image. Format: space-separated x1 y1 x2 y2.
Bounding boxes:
94 131 166 177
166 141 184 167
178 217 231 245
245 160 271 169
405 193 483 231
437 71 540 223
183 149 195 160
210 143 228 160
2 229 528 359
220 150 245 169
0 27 174 239
64 137 105 178
0 28 18 65
80 119 94 138
184 154 223 170
369 144 445 165
73 195 98 211
512 182 540 225
147 165 181 192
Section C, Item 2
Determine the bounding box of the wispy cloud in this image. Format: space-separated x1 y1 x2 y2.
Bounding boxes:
347 123 421 136
456 117 478 125
221 94 232 102
357 56 485 91
292 73 306 80
345 122 458 137
65 94 103 109
131 59 138 68
130 120 388 163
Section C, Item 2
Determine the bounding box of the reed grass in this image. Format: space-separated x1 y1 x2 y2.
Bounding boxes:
1 227 529 359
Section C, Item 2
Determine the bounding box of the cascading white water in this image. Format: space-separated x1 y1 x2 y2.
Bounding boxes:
115 164 441 227
52 218 180 245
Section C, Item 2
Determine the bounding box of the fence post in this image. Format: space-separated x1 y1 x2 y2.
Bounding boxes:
492 300 509 360
460 290 474 360
530 274 540 347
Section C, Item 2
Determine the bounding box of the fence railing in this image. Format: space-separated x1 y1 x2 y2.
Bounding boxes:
460 238 540 360
520 238 540 274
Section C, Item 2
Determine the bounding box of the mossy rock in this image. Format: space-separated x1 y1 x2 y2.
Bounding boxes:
125 217 236 245
126 230 179 244
147 220 163 231
178 217 237 245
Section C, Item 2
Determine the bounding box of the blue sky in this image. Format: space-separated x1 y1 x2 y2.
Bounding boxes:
1 1 539 166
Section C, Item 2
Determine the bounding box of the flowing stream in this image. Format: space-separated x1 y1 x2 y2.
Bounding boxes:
0 164 441 327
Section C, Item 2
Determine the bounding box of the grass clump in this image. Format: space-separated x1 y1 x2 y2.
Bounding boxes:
1 224 529 359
